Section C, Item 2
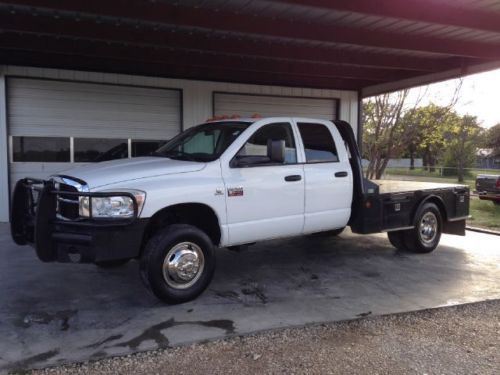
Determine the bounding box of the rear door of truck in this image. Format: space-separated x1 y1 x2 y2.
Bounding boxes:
293 119 353 233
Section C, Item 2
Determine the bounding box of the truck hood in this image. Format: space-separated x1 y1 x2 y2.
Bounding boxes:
57 157 206 189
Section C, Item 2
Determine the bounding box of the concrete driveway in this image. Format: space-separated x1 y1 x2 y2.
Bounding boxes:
1 224 499 372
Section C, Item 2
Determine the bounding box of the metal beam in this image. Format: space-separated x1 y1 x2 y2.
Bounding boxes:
0 10 464 73
2 1 500 58
2 49 372 90
0 31 424 82
362 60 500 97
279 0 500 33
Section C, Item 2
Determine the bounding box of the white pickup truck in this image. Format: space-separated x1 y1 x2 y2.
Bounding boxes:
11 117 470 303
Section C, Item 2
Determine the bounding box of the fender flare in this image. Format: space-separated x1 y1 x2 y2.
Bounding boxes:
411 194 448 225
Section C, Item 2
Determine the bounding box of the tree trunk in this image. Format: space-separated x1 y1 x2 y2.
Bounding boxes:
457 156 464 182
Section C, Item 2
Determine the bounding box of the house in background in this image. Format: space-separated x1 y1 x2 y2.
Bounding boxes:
476 148 500 169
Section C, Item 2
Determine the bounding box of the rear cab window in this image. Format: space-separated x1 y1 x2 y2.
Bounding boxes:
297 122 339 163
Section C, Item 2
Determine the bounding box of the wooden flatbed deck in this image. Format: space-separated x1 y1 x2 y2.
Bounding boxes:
374 180 466 195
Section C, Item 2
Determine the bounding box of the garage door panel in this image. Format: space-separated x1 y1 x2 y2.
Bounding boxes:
214 93 337 120
8 78 181 139
10 79 180 101
7 78 181 191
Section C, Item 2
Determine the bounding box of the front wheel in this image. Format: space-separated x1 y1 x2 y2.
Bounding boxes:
140 224 216 304
403 203 442 253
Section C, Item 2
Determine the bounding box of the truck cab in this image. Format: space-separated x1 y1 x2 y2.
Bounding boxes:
11 117 469 304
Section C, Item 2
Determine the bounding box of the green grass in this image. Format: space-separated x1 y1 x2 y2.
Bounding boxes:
468 199 500 231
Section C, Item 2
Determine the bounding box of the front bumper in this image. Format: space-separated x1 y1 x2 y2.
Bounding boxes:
11 178 148 263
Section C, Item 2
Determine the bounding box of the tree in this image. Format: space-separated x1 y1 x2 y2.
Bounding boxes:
401 104 452 172
363 81 462 178
483 123 500 156
442 114 482 182
362 90 409 179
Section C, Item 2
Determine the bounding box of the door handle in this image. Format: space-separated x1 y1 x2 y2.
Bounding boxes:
335 171 348 178
284 175 302 182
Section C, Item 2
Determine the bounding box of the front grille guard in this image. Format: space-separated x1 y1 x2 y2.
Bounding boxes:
11 178 139 254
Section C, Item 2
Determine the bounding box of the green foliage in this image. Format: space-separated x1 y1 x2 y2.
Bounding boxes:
483 123 500 155
363 99 484 182
441 114 482 181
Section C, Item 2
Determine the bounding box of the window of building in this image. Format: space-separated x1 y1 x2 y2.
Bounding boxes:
235 122 297 165
297 123 339 163
12 136 70 162
74 138 128 162
131 140 166 157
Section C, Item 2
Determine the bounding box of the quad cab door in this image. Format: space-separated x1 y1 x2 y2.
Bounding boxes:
294 120 353 233
221 119 305 245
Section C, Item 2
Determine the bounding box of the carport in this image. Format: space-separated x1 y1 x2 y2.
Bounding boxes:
1 0 500 372
2 0 500 222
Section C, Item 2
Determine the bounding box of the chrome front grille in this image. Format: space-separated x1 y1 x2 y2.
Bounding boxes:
56 183 79 220
51 176 89 221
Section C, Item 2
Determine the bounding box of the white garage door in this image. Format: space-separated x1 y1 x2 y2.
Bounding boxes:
213 92 337 120
7 78 181 190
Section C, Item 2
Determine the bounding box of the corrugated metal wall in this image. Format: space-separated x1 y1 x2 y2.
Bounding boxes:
8 78 181 139
214 93 337 120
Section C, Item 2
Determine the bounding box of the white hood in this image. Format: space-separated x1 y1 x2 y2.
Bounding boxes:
57 157 206 189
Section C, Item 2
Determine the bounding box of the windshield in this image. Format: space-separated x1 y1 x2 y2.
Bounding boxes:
154 121 251 162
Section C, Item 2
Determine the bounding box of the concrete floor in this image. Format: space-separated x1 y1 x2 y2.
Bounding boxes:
0 224 499 373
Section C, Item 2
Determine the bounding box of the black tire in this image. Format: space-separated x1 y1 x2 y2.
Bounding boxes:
95 259 130 268
387 230 409 251
140 224 215 304
403 203 442 253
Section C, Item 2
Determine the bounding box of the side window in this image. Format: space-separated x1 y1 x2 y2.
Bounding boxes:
235 122 297 165
297 123 339 163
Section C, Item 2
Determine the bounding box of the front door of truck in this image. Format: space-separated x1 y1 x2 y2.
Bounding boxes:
221 120 305 245
295 121 353 233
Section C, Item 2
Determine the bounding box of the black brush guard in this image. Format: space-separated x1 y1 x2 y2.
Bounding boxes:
11 178 139 262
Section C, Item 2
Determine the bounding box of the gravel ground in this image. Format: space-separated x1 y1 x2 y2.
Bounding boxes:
31 300 499 375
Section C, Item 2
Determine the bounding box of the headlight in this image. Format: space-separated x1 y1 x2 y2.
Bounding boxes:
79 190 146 219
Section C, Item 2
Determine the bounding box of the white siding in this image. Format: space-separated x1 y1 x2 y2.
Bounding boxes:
213 93 337 120
0 71 9 222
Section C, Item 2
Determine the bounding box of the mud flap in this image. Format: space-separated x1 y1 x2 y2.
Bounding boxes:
443 219 466 236
10 179 31 245
34 182 58 262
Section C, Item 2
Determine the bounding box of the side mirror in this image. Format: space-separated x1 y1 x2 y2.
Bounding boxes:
267 139 285 164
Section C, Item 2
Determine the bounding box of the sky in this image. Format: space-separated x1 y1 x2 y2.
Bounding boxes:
406 68 500 129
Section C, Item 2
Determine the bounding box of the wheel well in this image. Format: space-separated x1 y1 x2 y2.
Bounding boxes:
141 203 221 250
419 196 448 222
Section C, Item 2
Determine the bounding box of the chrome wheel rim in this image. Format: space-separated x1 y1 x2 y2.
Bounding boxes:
419 212 438 244
162 242 205 289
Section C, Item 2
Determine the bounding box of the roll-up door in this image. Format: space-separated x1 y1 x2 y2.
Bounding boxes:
213 92 337 120
7 78 181 190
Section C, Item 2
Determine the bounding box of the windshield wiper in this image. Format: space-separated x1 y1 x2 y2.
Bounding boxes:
158 150 198 162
